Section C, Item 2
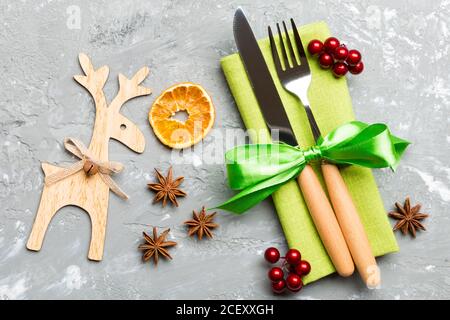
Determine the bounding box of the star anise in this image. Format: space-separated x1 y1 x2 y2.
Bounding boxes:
147 167 186 207
184 206 219 240
138 227 177 265
388 197 429 237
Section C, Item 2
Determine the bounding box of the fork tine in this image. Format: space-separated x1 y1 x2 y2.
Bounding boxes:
291 18 308 66
282 21 298 66
276 23 290 70
268 26 283 75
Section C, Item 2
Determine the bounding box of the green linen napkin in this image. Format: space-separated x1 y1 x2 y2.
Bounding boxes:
220 21 398 284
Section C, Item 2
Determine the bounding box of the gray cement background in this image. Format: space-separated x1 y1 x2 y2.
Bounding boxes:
0 0 449 300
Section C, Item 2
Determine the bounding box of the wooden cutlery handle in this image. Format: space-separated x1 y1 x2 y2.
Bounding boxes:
321 163 380 287
297 165 354 277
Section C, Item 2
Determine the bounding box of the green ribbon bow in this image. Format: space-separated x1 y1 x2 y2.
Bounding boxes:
216 121 410 214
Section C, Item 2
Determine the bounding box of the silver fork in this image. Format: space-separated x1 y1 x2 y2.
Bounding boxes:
268 20 320 141
268 19 380 287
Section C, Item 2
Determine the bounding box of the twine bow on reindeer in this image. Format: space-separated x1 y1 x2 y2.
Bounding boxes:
44 138 129 200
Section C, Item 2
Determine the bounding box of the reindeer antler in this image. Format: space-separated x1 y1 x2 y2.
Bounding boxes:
74 53 109 111
109 66 152 113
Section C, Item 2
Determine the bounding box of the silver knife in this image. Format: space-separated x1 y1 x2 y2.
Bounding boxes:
232 8 355 277
233 8 297 146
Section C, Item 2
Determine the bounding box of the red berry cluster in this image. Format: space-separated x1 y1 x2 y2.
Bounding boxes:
307 37 364 77
264 247 311 294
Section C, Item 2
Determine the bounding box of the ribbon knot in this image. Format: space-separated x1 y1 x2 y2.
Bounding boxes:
44 138 129 200
215 121 410 214
303 146 322 162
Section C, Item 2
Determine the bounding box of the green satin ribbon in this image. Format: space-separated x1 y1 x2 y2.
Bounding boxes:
216 121 410 214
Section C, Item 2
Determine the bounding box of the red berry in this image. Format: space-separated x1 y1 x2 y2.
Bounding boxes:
348 61 364 75
332 62 348 77
264 247 280 264
307 39 324 56
268 267 284 282
286 273 303 292
346 49 362 66
334 45 349 61
324 37 340 54
272 279 286 294
318 52 333 69
285 249 301 265
295 260 311 276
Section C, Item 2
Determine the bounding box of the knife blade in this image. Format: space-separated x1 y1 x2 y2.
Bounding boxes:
233 8 297 146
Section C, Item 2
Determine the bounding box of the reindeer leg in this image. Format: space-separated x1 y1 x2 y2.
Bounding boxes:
27 165 66 251
80 178 110 262
87 203 108 261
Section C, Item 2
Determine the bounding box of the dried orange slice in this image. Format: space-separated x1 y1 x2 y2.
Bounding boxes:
149 83 215 149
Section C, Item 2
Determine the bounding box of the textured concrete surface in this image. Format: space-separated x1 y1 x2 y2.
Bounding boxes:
0 0 449 300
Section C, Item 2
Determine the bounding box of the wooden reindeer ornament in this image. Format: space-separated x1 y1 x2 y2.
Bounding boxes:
27 53 152 261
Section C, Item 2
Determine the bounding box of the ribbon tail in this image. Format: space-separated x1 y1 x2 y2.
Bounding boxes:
390 135 411 171
45 161 84 186
214 184 281 214
98 161 124 174
214 166 302 214
100 174 129 200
